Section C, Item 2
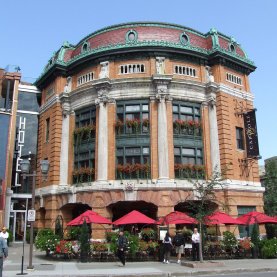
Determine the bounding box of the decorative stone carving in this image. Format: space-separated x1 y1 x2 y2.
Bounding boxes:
64 76 72 93
156 57 165 74
60 92 71 117
205 66 214 83
208 95 216 108
99 61 109 79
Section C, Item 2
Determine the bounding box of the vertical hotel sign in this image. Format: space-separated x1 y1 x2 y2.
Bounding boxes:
14 116 26 186
243 109 260 158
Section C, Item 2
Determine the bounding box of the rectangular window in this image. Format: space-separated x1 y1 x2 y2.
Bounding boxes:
119 64 145 74
77 72 94 87
45 118 50 143
174 65 197 77
226 72 242 85
173 102 201 136
236 127 244 150
116 102 149 135
237 206 256 238
116 146 150 179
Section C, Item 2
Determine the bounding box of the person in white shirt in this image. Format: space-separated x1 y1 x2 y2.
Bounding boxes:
191 227 200 261
0 228 9 243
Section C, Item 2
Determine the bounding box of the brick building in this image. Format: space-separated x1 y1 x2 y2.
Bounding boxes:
34 22 263 237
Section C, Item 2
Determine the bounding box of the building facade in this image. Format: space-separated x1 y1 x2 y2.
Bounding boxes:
0 67 21 228
35 22 263 237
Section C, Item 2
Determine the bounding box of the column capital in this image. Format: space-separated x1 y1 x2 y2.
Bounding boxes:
59 91 71 117
94 80 115 105
152 74 173 102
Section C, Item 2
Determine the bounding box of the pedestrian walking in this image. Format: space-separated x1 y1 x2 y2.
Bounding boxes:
117 230 128 266
173 229 185 264
191 227 200 261
0 236 8 277
0 227 9 243
162 232 172 264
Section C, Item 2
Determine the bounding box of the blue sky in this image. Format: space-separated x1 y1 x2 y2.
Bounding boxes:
1 0 276 164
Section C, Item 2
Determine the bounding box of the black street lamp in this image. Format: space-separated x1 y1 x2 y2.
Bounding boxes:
20 159 49 270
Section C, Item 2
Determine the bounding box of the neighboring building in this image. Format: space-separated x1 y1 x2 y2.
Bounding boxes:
8 82 40 241
0 67 21 227
34 22 263 237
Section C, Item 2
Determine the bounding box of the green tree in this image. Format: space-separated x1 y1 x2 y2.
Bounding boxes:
187 166 229 262
79 220 90 262
263 160 277 238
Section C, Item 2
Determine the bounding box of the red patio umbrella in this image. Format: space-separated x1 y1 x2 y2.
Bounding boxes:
113 210 157 225
158 211 197 225
237 211 277 225
67 210 112 226
204 211 243 225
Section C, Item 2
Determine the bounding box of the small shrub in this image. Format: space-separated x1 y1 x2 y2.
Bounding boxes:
67 226 81 240
260 238 277 259
222 231 237 251
140 228 156 242
35 228 59 252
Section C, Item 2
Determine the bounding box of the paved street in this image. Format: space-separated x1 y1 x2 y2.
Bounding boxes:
3 243 277 277
197 272 277 277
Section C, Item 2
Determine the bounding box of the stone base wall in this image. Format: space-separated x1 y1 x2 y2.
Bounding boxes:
37 188 264 239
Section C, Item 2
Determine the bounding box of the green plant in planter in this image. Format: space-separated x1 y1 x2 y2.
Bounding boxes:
259 238 277 258
127 235 139 257
68 226 81 240
79 220 90 262
35 228 59 254
7 229 13 246
251 224 260 258
140 228 156 242
222 231 237 252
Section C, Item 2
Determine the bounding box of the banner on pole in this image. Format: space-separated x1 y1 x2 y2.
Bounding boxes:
243 109 260 158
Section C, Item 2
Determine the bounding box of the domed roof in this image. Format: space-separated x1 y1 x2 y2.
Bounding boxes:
36 22 255 87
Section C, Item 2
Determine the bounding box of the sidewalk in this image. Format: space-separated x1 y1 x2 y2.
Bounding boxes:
4 242 277 277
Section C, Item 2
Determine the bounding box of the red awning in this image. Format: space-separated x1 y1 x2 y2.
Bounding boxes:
67 210 112 226
237 211 277 225
113 210 157 225
158 211 197 225
204 211 243 225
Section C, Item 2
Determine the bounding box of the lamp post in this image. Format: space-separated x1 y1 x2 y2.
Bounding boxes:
20 159 49 270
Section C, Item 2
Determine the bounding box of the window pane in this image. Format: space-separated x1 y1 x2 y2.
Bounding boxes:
143 147 149 154
197 149 202 156
126 114 134 120
125 147 141 155
142 113 148 119
142 105 149 111
174 156 181 163
180 106 193 113
182 148 195 155
174 147 181 155
194 108 200 115
117 106 124 113
117 148 123 156
126 105 140 112
197 158 203 165
173 114 178 121
172 105 178 112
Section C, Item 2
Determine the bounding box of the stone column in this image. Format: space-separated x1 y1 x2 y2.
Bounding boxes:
152 75 172 181
207 94 221 173
59 77 72 186
95 86 112 184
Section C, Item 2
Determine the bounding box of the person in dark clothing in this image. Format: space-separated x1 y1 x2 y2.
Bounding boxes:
162 232 173 264
117 231 128 266
173 230 185 264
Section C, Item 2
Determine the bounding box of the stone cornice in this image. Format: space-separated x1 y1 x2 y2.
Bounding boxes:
39 95 60 114
218 83 254 101
36 178 264 198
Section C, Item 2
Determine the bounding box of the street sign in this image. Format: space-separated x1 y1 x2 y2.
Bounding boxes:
27 209 36 222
